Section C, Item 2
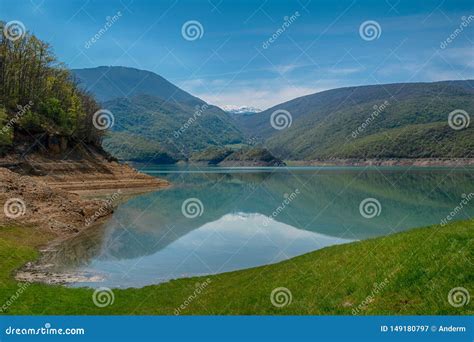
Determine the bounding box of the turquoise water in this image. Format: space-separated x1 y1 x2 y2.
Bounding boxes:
51 166 473 288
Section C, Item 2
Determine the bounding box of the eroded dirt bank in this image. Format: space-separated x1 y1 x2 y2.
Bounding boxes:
0 143 168 195
0 167 109 234
0 146 168 232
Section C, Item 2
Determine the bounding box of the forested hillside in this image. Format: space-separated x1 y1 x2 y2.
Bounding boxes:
0 21 104 156
101 94 244 161
235 81 474 160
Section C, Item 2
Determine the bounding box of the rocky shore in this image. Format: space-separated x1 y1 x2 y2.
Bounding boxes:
0 167 106 235
0 145 169 236
0 150 168 195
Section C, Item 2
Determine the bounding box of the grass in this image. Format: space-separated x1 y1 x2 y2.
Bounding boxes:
0 220 472 315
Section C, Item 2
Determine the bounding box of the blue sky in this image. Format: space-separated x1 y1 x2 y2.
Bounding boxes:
2 0 473 109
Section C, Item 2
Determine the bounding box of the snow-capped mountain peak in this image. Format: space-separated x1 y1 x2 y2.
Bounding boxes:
222 105 262 114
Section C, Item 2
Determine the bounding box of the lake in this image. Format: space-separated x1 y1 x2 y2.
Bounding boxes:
48 166 474 288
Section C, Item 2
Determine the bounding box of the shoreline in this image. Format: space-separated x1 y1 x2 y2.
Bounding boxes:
15 217 111 286
134 158 474 168
286 158 474 167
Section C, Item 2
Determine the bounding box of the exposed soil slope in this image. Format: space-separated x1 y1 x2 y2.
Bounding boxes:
0 138 168 235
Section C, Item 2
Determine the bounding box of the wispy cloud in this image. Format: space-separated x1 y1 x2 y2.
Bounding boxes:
271 63 303 75
192 86 319 110
179 77 342 110
326 67 365 75
439 47 474 69
375 49 474 81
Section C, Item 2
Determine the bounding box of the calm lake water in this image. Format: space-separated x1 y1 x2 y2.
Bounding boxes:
50 166 474 288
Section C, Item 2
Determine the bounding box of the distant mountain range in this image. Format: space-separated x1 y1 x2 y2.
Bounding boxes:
73 66 473 163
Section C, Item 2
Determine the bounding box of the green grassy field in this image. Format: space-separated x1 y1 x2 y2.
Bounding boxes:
0 219 472 315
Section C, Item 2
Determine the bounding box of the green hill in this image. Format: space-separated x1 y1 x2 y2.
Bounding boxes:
236 81 474 160
101 94 244 161
189 146 284 166
73 67 245 162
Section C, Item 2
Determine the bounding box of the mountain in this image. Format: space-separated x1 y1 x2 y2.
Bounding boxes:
72 66 245 162
222 105 262 115
234 80 474 160
72 66 203 105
